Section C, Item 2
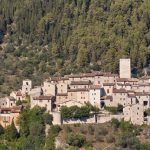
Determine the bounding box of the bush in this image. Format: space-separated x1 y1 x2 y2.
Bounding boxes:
16 100 22 106
117 133 140 149
88 125 95 135
49 125 61 135
105 135 115 143
0 145 8 150
119 120 134 133
0 124 4 135
43 113 53 125
104 106 118 114
5 121 19 141
67 133 86 148
64 125 72 133
80 126 87 134
111 118 120 129
95 133 104 142
97 127 108 136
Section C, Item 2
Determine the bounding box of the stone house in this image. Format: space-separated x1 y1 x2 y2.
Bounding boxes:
103 83 115 95
69 80 92 89
135 92 150 110
31 95 55 112
56 93 68 104
0 106 22 128
89 85 103 108
123 104 144 125
43 81 56 96
0 96 16 108
21 79 32 95
10 90 24 101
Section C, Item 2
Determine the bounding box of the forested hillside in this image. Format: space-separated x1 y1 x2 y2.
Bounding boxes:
0 0 150 94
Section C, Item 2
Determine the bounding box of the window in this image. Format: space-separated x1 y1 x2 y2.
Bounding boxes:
107 89 109 93
26 82 28 85
144 101 148 106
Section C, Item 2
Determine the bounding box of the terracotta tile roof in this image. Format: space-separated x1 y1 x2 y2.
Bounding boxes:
33 95 54 100
7 96 15 101
61 77 69 80
16 91 22 96
11 105 23 113
138 83 150 87
70 80 92 85
57 93 68 96
116 78 129 82
117 83 131 86
128 93 136 98
68 88 89 92
0 106 23 113
101 96 113 101
113 88 127 93
140 76 150 80
90 85 101 89
103 83 115 86
135 92 150 96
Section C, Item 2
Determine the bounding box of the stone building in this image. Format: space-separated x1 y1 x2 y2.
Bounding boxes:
119 59 131 78
31 95 55 112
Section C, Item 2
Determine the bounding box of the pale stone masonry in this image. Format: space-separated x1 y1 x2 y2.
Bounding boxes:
1 58 150 126
120 59 131 78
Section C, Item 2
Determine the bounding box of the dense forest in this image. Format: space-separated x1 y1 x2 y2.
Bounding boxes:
0 0 150 94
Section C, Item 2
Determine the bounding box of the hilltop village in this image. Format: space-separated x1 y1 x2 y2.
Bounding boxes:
0 59 150 128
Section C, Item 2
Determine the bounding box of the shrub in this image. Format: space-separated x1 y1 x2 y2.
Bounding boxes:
49 125 61 135
0 124 4 135
16 100 22 106
105 135 115 143
117 133 140 149
67 133 86 148
64 125 72 133
95 133 104 142
43 113 53 125
104 106 118 114
97 127 108 136
80 126 87 134
111 118 120 129
88 125 95 135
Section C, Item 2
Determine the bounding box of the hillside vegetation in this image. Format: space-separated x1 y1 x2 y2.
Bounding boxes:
0 0 150 94
1 107 150 150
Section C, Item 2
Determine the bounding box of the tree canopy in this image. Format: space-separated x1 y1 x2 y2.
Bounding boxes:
1 0 150 94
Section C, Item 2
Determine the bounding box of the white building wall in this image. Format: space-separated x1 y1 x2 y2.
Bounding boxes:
57 83 68 94
120 59 131 78
43 81 56 96
31 100 52 112
89 89 101 107
22 79 32 95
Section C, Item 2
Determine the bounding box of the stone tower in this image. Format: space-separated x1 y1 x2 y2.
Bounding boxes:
120 59 131 78
22 79 32 95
